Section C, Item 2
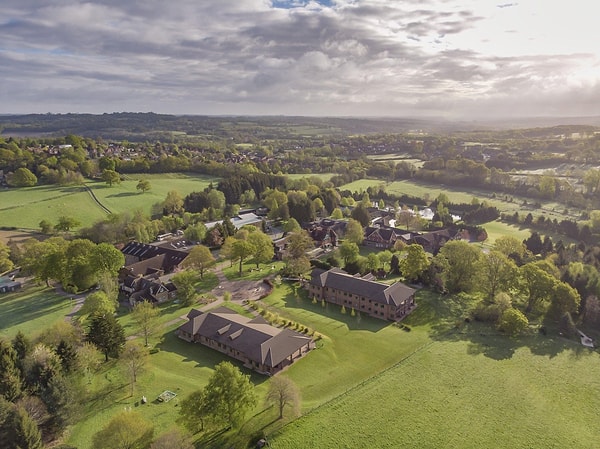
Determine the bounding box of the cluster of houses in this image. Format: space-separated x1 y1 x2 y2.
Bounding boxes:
114 208 469 375
118 240 187 306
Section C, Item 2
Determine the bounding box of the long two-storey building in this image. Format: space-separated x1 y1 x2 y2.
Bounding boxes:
306 268 416 321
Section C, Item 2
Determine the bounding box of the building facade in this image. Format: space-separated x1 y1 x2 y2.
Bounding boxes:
307 268 416 321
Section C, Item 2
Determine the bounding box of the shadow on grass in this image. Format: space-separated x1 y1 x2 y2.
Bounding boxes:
193 406 282 449
0 286 70 332
266 285 389 333
106 192 138 198
405 289 588 361
155 331 270 386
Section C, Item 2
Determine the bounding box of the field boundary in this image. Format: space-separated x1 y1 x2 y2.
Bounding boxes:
83 184 112 214
270 328 454 438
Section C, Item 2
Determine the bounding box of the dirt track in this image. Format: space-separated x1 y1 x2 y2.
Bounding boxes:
0 230 47 245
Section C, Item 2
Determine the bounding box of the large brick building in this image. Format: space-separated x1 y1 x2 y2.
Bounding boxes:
306 268 416 321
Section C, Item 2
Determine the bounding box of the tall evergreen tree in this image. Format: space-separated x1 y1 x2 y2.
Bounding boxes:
87 315 126 362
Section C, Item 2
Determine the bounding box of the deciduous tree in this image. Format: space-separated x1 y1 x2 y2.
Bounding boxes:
265 376 300 419
520 262 557 313
92 243 125 275
181 244 215 279
136 178 151 193
435 240 481 293
55 216 81 233
101 169 121 187
120 341 148 396
203 361 256 428
498 308 529 336
479 250 518 302
344 218 364 245
8 167 38 187
339 241 359 266
131 301 159 347
399 244 430 282
80 291 118 319
232 239 255 276
92 411 154 449
172 270 198 306
248 231 274 268
179 389 211 434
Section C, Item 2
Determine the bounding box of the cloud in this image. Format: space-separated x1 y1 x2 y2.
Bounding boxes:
0 0 598 118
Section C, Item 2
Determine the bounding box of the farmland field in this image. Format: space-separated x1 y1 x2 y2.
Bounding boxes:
0 185 106 230
89 173 219 217
270 335 600 449
0 173 220 230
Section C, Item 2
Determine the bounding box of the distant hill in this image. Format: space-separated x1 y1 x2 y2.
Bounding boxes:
1 112 599 140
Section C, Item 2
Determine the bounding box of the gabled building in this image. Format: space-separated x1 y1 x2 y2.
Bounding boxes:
204 212 263 231
363 226 397 249
120 241 189 272
413 229 456 254
306 268 416 321
118 241 188 306
125 276 177 306
177 307 314 375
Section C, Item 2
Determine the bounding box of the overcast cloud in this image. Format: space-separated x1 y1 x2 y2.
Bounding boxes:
1 0 599 118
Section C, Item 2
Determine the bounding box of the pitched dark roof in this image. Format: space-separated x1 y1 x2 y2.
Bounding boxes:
365 226 396 242
310 268 415 307
121 241 188 272
179 307 312 369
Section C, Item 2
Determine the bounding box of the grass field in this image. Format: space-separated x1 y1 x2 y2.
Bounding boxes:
340 178 580 231
0 173 220 230
285 173 335 182
0 283 73 339
0 185 106 231
90 173 220 217
270 335 600 449
4 272 599 449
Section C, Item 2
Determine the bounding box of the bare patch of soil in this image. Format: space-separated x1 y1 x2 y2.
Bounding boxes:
0 230 47 246
211 279 271 302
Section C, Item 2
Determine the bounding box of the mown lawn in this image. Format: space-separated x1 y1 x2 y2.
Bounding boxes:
0 173 221 230
270 335 600 449
0 283 72 339
269 292 600 449
89 173 220 217
258 284 433 409
221 259 285 281
7 275 599 449
0 185 105 230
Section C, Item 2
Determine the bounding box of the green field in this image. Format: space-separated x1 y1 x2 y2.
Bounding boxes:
89 173 219 217
3 274 600 448
0 174 220 230
270 336 600 449
0 185 106 230
341 178 580 226
0 283 72 339
285 173 335 182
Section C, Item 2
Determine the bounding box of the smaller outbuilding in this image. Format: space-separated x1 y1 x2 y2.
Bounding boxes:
177 307 314 375
0 277 22 294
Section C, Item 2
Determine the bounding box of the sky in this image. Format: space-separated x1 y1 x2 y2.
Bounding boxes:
1 0 599 119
